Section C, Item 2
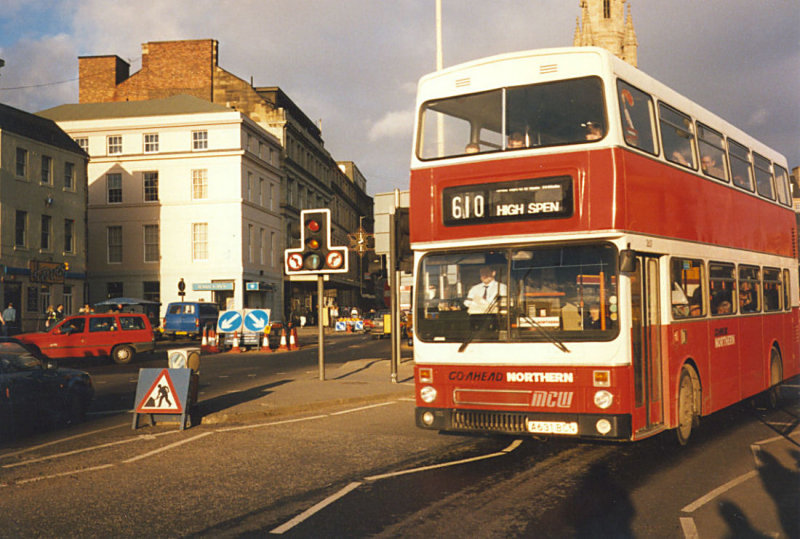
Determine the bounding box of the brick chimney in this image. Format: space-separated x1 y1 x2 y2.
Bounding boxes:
78 55 130 103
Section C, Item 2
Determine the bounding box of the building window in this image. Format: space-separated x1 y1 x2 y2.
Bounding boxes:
40 215 52 250
15 210 27 247
192 223 208 261
64 162 75 190
143 281 160 303
192 130 208 150
143 171 159 202
63 285 73 316
106 282 123 298
603 0 611 18
16 147 27 178
64 219 74 253
40 287 51 315
248 224 255 263
247 172 253 201
107 226 123 263
144 224 159 263
26 286 39 313
259 178 265 206
192 169 208 199
107 135 122 155
41 155 53 184
107 173 122 203
75 137 88 153
271 231 276 267
144 133 159 153
260 228 266 265
270 184 276 211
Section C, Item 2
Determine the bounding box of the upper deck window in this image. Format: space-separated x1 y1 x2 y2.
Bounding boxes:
753 153 775 200
416 76 606 160
773 165 791 206
728 139 754 192
697 123 728 182
659 103 696 169
617 80 657 155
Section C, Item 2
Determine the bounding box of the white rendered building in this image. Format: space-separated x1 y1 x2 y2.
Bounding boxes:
39 95 284 319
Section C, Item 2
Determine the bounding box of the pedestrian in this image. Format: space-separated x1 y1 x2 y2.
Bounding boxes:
55 303 65 322
45 305 57 330
0 308 6 338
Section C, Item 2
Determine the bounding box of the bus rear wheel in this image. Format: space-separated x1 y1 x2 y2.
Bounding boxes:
676 367 696 446
765 348 783 410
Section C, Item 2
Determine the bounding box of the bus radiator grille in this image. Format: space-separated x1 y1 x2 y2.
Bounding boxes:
453 410 527 433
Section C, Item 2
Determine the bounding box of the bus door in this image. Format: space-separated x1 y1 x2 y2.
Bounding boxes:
630 255 664 433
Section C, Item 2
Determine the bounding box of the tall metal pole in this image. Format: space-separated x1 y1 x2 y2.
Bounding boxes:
318 274 325 381
389 207 398 383
436 0 444 156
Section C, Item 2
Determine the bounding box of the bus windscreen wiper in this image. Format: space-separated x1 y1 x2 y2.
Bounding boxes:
458 295 501 353
518 311 571 353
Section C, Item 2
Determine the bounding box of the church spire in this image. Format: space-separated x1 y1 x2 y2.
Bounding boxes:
573 0 638 67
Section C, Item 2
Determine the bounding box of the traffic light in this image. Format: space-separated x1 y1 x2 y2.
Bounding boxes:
285 209 349 275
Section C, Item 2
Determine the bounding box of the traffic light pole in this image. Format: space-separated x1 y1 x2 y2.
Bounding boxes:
389 212 398 383
318 274 325 381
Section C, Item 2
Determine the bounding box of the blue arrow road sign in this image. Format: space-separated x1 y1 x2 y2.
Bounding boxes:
217 311 243 333
243 309 270 332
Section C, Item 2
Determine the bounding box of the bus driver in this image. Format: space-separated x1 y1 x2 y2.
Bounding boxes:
464 266 507 314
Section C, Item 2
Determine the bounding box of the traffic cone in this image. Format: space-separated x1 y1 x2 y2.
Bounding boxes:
278 328 289 351
261 331 271 352
207 328 219 353
201 327 208 347
289 327 299 350
231 331 242 353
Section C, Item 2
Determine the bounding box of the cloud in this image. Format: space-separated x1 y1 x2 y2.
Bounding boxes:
368 109 415 142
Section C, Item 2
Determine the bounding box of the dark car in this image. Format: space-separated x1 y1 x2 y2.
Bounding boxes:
0 338 94 439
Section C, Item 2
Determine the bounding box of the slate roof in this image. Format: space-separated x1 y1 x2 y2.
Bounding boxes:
0 102 86 155
37 94 234 122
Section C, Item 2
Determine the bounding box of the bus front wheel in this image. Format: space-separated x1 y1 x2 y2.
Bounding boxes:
765 348 783 410
676 367 697 446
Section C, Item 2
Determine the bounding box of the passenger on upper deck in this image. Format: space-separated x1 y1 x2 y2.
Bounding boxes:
507 132 525 149
583 121 603 141
701 154 725 178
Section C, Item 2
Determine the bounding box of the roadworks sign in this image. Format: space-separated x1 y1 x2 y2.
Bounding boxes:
135 368 183 414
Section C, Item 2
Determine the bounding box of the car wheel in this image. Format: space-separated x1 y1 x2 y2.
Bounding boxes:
111 345 135 365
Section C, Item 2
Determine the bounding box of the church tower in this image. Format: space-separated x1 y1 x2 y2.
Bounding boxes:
573 0 638 67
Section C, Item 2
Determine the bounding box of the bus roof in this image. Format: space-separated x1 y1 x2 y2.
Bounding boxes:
415 47 786 167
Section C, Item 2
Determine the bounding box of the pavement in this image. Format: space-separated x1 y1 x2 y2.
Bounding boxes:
198 326 416 426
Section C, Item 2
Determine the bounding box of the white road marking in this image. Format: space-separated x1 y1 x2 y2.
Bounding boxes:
0 423 126 460
3 430 181 468
215 415 329 433
12 464 115 485
364 439 523 482
122 432 213 463
330 402 395 415
270 481 362 534
681 470 758 513
680 517 699 538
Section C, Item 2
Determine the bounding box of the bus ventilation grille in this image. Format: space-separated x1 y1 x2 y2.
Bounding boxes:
793 227 798 260
453 410 527 433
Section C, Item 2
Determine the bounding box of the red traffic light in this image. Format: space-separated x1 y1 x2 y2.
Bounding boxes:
307 219 321 233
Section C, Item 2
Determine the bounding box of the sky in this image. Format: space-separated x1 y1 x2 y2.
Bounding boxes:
0 0 798 195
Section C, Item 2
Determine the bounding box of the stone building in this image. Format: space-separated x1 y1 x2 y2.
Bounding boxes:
0 102 88 332
574 0 638 67
39 95 285 318
77 39 373 319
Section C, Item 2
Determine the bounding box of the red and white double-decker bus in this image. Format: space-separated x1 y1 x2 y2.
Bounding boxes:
410 47 799 444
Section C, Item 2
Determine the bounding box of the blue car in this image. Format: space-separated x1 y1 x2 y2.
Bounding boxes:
0 338 94 440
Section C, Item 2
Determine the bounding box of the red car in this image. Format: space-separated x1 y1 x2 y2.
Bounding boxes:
16 313 156 365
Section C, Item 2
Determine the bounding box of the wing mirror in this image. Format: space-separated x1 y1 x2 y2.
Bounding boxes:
619 249 637 274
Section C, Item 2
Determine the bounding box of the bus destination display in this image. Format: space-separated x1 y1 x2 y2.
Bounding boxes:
442 176 573 226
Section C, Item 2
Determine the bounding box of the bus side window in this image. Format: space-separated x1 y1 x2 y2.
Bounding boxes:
783 269 791 311
728 139 754 192
659 102 697 169
763 268 781 312
753 153 775 201
671 258 705 319
697 123 729 182
738 265 761 314
617 80 657 155
710 262 736 316
774 165 792 206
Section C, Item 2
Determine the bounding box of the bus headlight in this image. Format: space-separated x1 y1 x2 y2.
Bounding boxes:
420 386 437 403
594 390 614 409
421 411 436 426
596 418 612 435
